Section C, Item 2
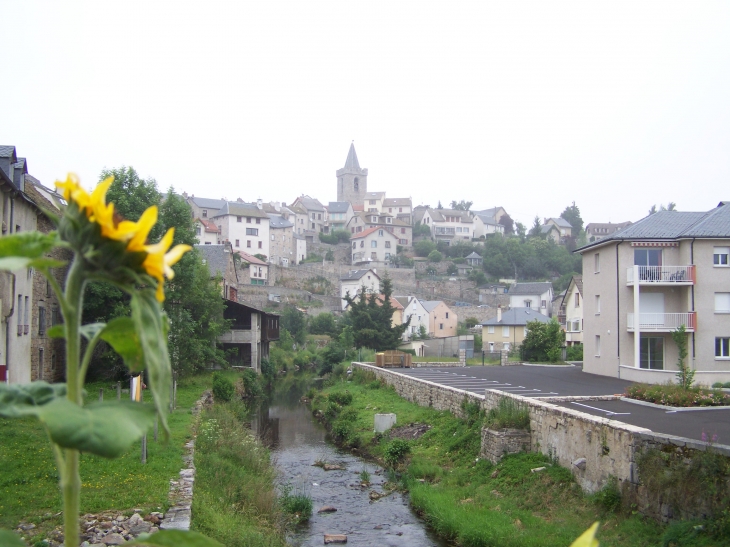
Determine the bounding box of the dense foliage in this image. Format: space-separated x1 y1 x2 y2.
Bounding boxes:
521 319 565 362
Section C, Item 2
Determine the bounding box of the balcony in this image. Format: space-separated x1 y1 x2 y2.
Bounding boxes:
627 312 696 332
626 265 695 285
434 227 456 236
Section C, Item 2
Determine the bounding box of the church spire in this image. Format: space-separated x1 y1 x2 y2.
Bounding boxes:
343 141 360 171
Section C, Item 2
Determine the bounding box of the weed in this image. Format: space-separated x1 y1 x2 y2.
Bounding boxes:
593 476 622 513
279 484 313 524
384 439 411 466
359 469 371 484
328 390 353 406
484 397 530 430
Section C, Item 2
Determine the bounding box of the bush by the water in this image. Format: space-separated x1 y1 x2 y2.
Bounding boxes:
212 372 234 402
384 438 411 466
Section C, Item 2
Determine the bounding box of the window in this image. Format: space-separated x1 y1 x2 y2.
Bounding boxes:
237 216 242 223
235 239 240 247
464 228 469 234
370 252 377 260
399 207 403 213
401 228 406 234
258 241 262 249
39 306 46 336
575 293 580 307
256 218 261 224
52 306 61 326
594 253 600 273
17 294 22 335
385 241 391 248
24 296 29 334
456 227 462 233
440 323 444 330
385 252 391 260
312 223 316 229
445 312 449 319
271 234 275 241
246 228 258 236
360 241 364 248
502 326 509 337
488 326 495 334
378 230 384 236
399 239 408 245
247 240 251 248
317 214 321 220
716 337 730 358
196 225 201 235
524 300 532 308
716 293 730 313
246 217 252 223
38 348 44 380
202 209 207 218
386 218 392 224
371 241 377 248
489 342 494 351
715 247 730 266
640 336 664 369
352 242 356 249
541 300 546 308
370 200 376 205
595 295 601 314
595 335 601 357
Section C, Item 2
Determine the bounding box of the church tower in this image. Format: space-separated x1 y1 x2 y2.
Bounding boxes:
336 142 367 206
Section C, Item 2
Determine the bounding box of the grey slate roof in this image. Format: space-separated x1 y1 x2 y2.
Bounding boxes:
365 192 385 200
0 145 16 157
383 198 411 207
576 204 730 251
466 252 482 259
421 300 443 313
195 244 231 278
549 217 572 228
428 208 473 223
214 201 269 219
541 224 559 234
295 195 325 212
328 201 351 213
340 269 379 282
508 282 553 295
268 214 293 228
343 142 361 170
482 307 551 326
190 196 226 209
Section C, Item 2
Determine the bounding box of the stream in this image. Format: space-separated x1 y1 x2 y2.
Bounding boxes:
251 386 448 547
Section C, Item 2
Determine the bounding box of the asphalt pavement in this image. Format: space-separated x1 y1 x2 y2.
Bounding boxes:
396 365 730 447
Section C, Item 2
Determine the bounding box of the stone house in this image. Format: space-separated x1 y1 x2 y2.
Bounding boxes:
339 269 380 310
382 197 413 224
576 202 730 384
585 221 632 243
195 243 239 301
194 218 221 245
291 195 328 234
237 251 269 286
508 282 553 317
184 195 226 222
350 226 400 265
562 276 583 347
267 213 303 267
346 211 412 247
213 201 270 258
481 306 550 352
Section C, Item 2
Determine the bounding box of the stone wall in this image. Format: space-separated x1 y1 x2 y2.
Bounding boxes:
351 362 730 522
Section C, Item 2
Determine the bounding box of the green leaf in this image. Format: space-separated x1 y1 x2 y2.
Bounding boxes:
47 325 65 338
0 529 28 547
131 290 171 437
0 382 67 418
100 317 144 372
0 256 66 271
39 399 155 458
0 231 57 259
80 322 106 341
126 530 224 547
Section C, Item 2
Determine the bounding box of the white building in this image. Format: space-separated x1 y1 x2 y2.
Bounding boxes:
339 269 380 310
213 201 271 258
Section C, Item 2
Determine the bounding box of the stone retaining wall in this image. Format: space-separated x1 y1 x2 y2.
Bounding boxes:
351 362 730 522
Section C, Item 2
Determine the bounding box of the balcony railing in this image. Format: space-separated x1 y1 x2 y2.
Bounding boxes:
434 227 456 236
627 312 696 332
626 265 695 285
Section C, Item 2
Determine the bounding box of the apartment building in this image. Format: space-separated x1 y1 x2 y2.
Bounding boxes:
576 202 730 384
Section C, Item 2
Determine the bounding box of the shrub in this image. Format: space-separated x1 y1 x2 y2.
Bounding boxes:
414 239 437 257
212 372 234 402
593 476 621 513
240 368 263 399
446 262 458 275
521 319 565 362
625 383 730 407
566 344 583 361
329 390 353 406
384 439 411 466
279 484 312 523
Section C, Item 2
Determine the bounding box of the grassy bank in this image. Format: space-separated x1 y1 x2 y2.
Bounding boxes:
191 400 287 547
0 372 228 542
309 367 728 547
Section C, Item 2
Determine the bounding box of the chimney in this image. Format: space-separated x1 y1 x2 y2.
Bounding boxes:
257 198 263 209
497 305 502 322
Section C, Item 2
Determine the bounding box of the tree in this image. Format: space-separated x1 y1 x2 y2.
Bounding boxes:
528 216 543 239
450 200 473 211
446 262 458 275
436 200 443 210
343 276 410 350
672 325 694 389
427 250 443 262
309 312 337 336
281 306 307 346
649 202 677 215
414 239 437 257
521 319 565 362
560 201 584 234
515 222 527 241
413 221 432 237
498 213 514 235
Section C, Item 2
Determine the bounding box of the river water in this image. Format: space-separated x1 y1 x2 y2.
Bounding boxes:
252 388 448 547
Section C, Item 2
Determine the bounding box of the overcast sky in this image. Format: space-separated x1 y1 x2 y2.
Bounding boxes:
2 1 729 227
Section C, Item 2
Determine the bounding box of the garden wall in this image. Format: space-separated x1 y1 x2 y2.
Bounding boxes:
351 362 730 522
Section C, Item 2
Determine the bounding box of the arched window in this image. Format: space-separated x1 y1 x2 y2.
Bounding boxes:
354 177 359 191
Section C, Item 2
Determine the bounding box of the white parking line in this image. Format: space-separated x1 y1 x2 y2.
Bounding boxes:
571 402 630 416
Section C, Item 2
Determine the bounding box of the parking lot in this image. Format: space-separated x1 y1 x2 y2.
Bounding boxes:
397 365 730 446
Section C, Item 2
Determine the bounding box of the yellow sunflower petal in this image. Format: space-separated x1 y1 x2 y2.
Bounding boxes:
88 176 114 216
55 173 91 210
127 206 159 252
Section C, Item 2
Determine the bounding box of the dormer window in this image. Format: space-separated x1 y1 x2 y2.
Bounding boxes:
386 218 392 224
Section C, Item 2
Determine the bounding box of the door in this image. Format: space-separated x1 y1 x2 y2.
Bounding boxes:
635 248 662 280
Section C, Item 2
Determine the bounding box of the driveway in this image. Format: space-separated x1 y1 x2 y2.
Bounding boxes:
397 365 730 446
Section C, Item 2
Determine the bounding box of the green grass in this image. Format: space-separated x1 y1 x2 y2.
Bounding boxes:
192 401 286 546
0 372 230 541
310 369 686 547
